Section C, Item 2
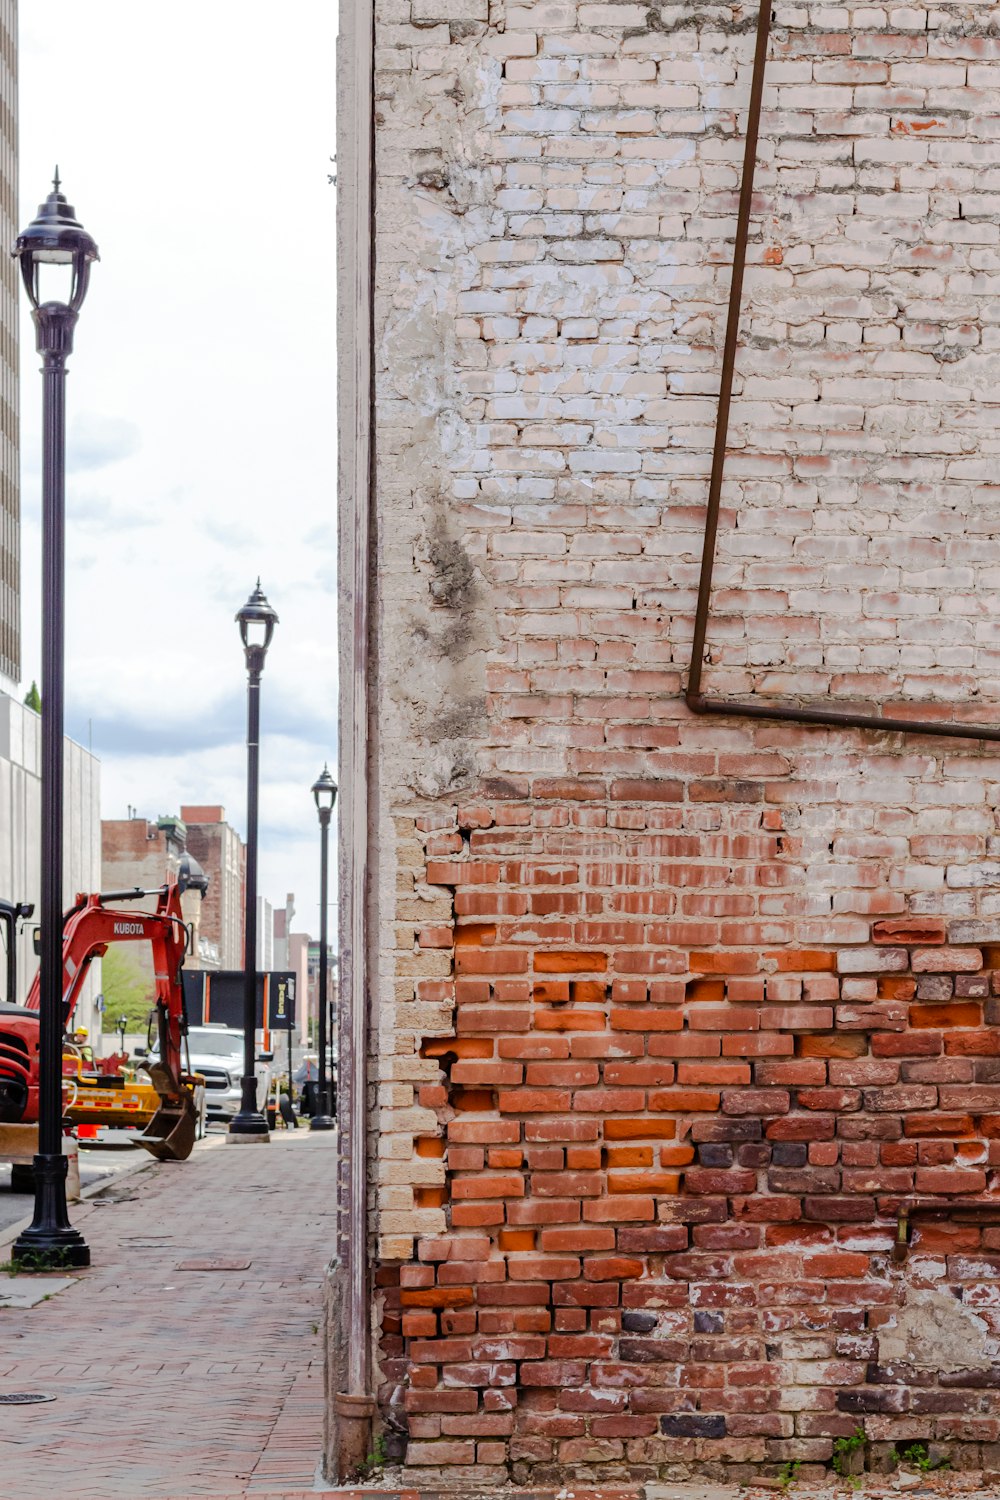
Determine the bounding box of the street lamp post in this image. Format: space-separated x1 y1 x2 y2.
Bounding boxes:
229 581 278 1141
12 176 97 1270
310 766 337 1131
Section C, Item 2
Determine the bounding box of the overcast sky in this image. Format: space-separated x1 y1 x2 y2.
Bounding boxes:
18 2 338 936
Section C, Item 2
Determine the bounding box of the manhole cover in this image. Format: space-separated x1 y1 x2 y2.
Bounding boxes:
0 1393 55 1405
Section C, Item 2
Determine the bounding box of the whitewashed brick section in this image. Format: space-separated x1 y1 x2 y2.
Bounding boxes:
367 0 1000 1258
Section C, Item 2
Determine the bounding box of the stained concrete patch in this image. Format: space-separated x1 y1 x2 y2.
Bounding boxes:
0 1276 74 1309
645 1487 745 1500
176 1258 251 1271
878 1287 994 1368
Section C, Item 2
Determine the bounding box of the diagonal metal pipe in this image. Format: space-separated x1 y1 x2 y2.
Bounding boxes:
686 2 1000 745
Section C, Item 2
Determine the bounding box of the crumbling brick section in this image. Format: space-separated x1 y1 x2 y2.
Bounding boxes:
376 798 1000 1484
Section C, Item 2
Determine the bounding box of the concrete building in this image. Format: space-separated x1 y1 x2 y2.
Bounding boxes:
332 0 1000 1486
275 896 312 1047
306 938 336 1052
0 0 17 693
0 8 102 1047
180 805 244 970
287 931 312 1049
0 692 100 1031
272 894 294 971
256 893 273 971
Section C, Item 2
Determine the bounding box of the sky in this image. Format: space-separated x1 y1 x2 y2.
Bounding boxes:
18 2 338 937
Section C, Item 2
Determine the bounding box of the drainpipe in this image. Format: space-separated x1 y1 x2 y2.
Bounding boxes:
328 0 376 1478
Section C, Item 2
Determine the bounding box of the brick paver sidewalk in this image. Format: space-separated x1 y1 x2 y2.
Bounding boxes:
0 1131 337 1500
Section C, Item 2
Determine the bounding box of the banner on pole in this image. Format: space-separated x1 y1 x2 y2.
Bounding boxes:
182 971 297 1032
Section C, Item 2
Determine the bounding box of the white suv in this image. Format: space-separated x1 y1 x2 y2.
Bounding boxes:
148 1025 271 1121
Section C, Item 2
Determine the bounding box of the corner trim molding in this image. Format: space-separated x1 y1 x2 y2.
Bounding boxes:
332 0 375 1471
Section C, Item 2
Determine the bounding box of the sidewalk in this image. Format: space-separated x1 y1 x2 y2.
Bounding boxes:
0 1142 988 1500
0 1130 336 1500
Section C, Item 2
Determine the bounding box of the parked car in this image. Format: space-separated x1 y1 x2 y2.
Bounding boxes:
143 1024 271 1121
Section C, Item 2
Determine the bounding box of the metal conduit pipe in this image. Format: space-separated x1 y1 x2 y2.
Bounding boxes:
329 0 377 1478
686 2 1000 745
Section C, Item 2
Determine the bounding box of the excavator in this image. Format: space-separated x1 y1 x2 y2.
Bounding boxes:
0 883 202 1161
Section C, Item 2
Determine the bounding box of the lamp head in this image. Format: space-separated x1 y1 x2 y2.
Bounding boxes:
236 580 278 671
14 171 99 315
311 764 338 820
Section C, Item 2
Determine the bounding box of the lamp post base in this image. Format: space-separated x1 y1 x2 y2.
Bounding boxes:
12 1153 90 1270
228 1073 270 1139
310 1114 335 1132
228 1112 270 1139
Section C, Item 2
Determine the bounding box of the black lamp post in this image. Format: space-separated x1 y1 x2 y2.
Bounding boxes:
310 765 337 1132
229 581 278 1141
13 176 97 1270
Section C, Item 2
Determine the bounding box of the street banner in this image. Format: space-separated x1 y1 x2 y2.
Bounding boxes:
182 970 296 1031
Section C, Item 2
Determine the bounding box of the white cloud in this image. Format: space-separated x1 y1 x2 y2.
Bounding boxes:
66 413 141 472
20 0 338 933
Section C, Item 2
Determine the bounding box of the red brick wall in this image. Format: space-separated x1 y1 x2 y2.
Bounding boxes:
183 817 245 970
377 789 1000 1482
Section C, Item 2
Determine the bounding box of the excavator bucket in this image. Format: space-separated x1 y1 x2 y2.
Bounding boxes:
137 1061 198 1162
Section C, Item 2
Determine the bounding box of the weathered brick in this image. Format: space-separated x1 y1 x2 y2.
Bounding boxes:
911 946 983 974
914 1167 988 1195
722 1089 790 1117
911 1001 981 1030
873 919 946 946
365 8 1000 1484
648 1089 721 1112
798 1034 867 1060
836 948 908 975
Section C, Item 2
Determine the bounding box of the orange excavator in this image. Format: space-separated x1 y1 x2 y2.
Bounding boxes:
0 883 201 1161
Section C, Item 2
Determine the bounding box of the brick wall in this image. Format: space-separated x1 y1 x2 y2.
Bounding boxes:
365 0 1000 1484
181 808 245 970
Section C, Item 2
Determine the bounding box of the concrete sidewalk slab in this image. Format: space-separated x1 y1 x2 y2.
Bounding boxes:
0 1130 337 1500
0 1274 74 1308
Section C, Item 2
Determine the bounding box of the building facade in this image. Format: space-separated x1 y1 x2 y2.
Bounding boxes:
0 0 16 691
257 893 274 971
101 813 211 985
275 898 313 1047
333 0 1000 1487
0 692 99 1030
288 932 312 1048
180 805 245 970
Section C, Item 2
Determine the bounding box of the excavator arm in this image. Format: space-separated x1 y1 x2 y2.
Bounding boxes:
25 884 199 1161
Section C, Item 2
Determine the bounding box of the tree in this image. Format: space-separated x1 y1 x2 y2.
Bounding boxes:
99 945 153 1033
23 681 40 713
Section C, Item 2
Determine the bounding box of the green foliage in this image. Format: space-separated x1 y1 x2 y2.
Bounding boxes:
354 1431 388 1480
778 1460 800 1491
901 1442 949 1474
8 1246 74 1272
832 1427 867 1477
22 681 40 713
99 946 153 1033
